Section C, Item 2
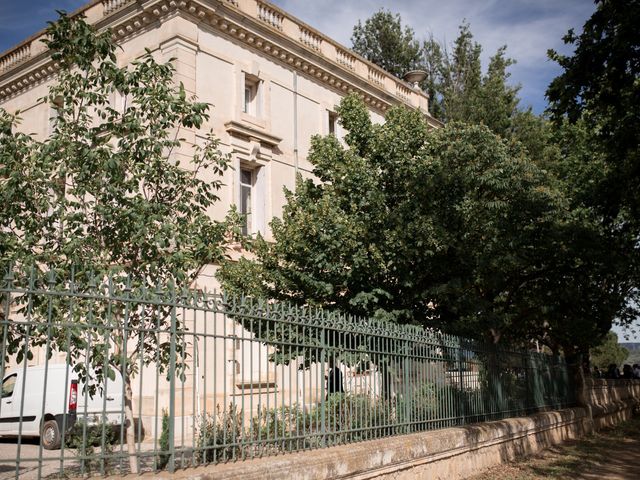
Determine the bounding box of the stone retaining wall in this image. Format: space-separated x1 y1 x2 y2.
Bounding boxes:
584 378 640 430
144 379 640 480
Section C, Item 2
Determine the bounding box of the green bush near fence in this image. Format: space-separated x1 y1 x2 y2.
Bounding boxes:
195 404 244 464
397 383 461 431
248 404 307 454
66 421 117 475
193 387 461 464
155 409 171 470
308 393 394 446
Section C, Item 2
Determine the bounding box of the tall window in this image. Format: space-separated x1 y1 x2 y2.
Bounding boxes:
48 96 63 135
240 168 254 236
243 74 261 117
328 111 337 135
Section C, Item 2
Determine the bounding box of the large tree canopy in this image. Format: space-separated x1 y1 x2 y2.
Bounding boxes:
219 95 620 350
546 0 640 337
547 0 640 224
351 13 537 160
351 9 422 79
344 6 638 352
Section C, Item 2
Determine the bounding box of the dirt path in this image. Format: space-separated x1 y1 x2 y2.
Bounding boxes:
470 415 640 480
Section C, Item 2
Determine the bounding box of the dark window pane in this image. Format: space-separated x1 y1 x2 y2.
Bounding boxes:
241 169 252 186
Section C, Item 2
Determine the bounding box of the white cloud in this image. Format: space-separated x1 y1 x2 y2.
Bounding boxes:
1 0 595 112
272 0 595 112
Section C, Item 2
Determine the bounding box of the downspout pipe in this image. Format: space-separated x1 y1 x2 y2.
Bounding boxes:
293 70 299 180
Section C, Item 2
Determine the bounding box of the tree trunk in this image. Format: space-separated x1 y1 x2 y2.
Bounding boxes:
563 344 587 407
123 378 139 474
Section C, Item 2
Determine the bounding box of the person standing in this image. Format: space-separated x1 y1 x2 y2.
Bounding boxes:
326 357 344 398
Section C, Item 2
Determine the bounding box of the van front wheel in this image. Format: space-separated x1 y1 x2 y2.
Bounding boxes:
41 420 61 450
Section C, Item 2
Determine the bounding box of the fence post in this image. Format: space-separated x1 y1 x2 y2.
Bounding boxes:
168 282 177 473
0 266 13 408
457 339 466 426
403 339 410 434
320 344 326 447
522 352 528 414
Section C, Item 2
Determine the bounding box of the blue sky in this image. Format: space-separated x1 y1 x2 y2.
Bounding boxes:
1 0 596 113
273 0 596 115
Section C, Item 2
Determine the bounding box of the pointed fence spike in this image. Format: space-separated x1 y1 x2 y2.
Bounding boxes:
47 268 57 287
3 264 15 284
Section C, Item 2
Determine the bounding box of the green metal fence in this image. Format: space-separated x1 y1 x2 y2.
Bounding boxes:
0 267 575 478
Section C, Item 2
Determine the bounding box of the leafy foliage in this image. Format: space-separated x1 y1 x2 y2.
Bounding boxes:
220 94 612 350
66 421 117 476
547 0 640 224
342 8 636 352
351 9 422 78
351 13 522 138
546 0 640 335
156 409 171 470
0 12 232 472
196 404 244 464
590 332 630 369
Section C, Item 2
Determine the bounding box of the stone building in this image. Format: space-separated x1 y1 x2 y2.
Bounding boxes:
0 0 440 440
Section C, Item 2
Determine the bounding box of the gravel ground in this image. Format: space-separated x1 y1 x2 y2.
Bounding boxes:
469 415 640 480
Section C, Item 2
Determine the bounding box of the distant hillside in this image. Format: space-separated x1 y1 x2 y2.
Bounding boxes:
621 343 640 351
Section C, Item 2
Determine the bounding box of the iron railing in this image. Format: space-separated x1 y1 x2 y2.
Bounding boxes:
0 268 575 478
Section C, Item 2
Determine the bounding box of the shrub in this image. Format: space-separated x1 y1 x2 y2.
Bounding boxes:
248 405 307 454
155 409 170 470
66 420 117 475
195 403 244 464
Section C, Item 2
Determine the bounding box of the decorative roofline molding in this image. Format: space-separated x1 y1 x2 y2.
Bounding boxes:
0 0 441 126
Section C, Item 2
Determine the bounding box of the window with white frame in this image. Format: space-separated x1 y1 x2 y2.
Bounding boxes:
243 74 261 117
240 167 253 236
238 164 266 236
48 96 63 135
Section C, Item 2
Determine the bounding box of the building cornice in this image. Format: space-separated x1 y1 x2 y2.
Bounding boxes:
225 120 282 147
0 0 441 127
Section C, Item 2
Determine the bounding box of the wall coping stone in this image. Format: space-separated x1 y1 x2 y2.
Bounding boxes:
135 408 590 480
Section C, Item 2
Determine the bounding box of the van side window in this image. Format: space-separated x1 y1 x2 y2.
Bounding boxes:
1 374 16 398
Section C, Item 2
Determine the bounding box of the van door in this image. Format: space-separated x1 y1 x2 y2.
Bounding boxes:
77 370 124 426
0 373 18 433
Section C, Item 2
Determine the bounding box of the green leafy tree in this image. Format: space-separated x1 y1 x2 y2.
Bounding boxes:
547 0 640 224
435 22 482 125
590 332 629 370
420 34 445 119
525 118 638 354
351 9 422 78
545 0 640 345
220 94 588 347
352 13 523 139
431 24 521 138
0 14 231 472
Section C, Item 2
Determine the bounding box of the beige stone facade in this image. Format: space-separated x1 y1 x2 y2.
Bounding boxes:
0 0 438 272
0 0 441 441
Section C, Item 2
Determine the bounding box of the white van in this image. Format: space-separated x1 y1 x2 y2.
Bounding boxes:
0 364 125 449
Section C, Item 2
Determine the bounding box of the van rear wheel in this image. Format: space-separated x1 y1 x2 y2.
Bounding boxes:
41 420 61 450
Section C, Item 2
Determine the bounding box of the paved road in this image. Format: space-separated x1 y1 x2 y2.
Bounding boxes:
0 438 160 479
0 438 75 480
